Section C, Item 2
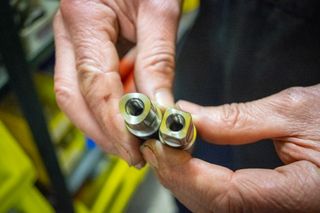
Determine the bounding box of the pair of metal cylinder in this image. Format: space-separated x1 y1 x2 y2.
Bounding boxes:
119 93 196 150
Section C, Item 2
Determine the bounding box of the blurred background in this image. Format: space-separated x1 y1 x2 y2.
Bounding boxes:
0 0 200 212
4 0 319 212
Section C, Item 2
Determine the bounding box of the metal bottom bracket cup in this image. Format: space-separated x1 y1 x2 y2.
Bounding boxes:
159 108 197 150
119 93 162 139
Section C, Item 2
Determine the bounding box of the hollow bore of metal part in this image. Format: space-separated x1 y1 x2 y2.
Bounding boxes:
166 114 185 132
125 98 144 116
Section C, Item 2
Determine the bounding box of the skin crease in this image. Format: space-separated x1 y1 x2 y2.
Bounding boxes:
53 0 181 167
54 0 320 212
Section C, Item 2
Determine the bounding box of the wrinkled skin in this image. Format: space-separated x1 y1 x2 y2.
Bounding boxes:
54 1 320 212
141 85 320 212
53 0 181 168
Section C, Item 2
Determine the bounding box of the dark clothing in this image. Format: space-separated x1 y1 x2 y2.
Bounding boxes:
175 0 320 211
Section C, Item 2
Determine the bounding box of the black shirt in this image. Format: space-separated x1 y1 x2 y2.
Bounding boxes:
175 0 320 170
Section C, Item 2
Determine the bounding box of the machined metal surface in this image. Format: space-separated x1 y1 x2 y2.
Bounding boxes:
119 93 162 139
159 107 196 150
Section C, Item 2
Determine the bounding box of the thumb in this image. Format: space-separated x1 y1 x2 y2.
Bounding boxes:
176 88 301 145
134 1 181 108
141 141 320 212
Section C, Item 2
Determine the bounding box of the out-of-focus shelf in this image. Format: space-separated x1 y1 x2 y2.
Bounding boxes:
67 147 104 194
0 66 9 91
1 0 57 92
0 0 73 211
28 40 54 69
22 0 58 67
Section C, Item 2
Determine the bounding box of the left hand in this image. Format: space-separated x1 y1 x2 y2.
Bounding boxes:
141 84 320 212
54 0 180 167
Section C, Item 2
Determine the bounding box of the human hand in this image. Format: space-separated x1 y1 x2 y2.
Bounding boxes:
53 0 181 167
141 85 320 212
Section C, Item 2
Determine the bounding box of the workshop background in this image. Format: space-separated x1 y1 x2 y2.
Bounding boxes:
2 0 320 212
0 0 200 212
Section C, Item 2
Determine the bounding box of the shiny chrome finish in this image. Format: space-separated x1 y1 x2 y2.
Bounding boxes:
159 107 196 150
119 93 162 139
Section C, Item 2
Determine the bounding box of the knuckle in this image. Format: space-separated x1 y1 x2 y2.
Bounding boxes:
148 0 180 18
78 71 103 104
140 43 175 77
275 87 315 121
77 70 120 109
93 8 118 42
220 103 242 129
104 6 118 23
281 87 309 107
54 78 74 110
77 57 101 77
78 64 93 85
75 41 98 67
60 0 118 42
75 39 115 73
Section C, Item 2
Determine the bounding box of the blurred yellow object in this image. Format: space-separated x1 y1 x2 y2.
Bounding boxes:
91 158 149 212
75 156 149 212
74 201 90 213
0 93 50 185
91 159 129 212
108 164 149 213
0 120 54 212
183 0 200 13
57 128 86 175
33 72 56 107
0 72 85 186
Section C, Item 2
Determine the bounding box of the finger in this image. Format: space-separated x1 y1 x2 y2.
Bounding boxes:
134 1 181 108
141 140 232 212
141 140 320 212
53 11 114 152
176 88 303 145
274 138 320 167
57 3 144 166
61 0 119 74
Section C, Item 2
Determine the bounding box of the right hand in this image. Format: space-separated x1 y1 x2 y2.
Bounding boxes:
53 0 181 168
141 85 320 212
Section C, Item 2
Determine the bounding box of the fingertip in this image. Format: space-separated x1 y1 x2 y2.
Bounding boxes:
176 100 201 112
133 161 146 170
140 140 161 168
176 100 203 122
155 88 174 109
131 151 146 169
140 139 163 154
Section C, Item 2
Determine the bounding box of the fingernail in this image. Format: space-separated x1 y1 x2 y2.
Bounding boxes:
141 145 158 169
134 161 146 170
155 89 174 108
176 100 201 121
176 100 196 111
